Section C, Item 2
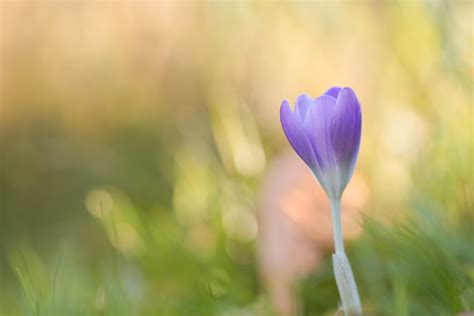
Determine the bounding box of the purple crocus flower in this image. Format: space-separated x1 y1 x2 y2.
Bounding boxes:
280 87 362 200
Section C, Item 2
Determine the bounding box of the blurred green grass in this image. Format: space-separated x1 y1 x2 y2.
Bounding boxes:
1 1 473 315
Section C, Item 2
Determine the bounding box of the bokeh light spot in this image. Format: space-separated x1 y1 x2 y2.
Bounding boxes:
85 189 114 218
222 207 258 243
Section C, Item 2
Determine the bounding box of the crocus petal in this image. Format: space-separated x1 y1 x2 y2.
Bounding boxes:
294 94 312 121
303 95 337 174
279 87 362 199
330 87 362 191
325 86 342 99
280 100 317 169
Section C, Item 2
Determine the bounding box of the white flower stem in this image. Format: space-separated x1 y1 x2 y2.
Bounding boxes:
329 197 363 316
330 198 345 255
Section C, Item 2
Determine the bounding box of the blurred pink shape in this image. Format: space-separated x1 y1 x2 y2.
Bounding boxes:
258 151 369 316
